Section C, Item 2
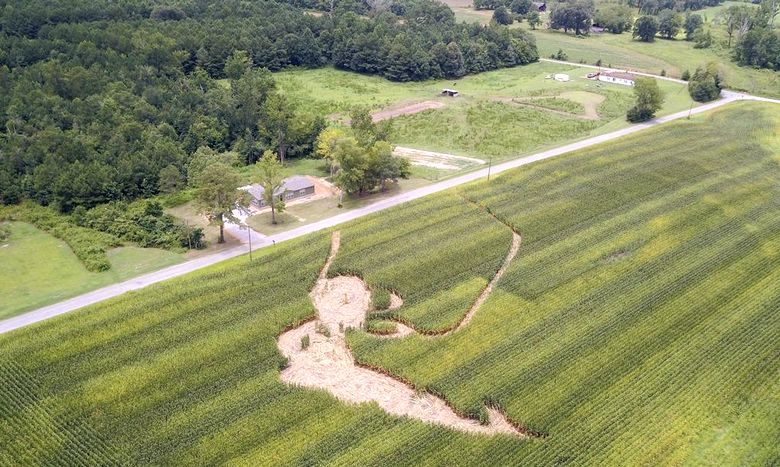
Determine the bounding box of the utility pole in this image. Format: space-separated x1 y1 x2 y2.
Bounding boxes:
487 156 493 181
687 101 694 119
247 224 253 262
185 220 191 250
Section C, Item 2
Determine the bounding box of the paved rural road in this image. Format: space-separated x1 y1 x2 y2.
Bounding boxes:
1 91 776 335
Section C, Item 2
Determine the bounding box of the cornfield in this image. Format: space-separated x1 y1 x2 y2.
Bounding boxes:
1 102 778 465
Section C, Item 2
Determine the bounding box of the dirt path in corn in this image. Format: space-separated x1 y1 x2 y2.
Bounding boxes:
453 231 520 332
276 231 525 438
377 231 521 339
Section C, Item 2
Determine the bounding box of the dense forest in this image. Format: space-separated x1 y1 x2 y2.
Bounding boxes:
0 0 539 211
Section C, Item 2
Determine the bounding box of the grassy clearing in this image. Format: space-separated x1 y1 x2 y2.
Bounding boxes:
390 101 606 158
276 62 690 115
533 29 780 97
389 78 691 160
0 222 183 320
164 202 242 252
1 102 777 464
527 96 587 114
278 64 694 160
442 0 778 98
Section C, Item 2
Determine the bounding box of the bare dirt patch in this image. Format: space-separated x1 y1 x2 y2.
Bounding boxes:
440 0 472 7
371 100 446 122
277 231 525 438
394 147 485 171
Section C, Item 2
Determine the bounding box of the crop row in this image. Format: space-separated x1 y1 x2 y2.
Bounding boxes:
1 103 778 465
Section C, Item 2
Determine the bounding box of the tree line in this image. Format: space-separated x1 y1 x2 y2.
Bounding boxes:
0 0 539 212
631 1 778 71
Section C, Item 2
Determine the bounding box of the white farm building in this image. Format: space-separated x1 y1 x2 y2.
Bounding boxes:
597 71 636 86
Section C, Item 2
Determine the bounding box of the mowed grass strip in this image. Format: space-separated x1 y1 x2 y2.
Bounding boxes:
0 102 778 465
0 222 183 319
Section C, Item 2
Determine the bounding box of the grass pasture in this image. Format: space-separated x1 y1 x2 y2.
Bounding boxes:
0 222 184 320
441 0 779 98
533 29 780 97
278 64 694 160
1 102 778 465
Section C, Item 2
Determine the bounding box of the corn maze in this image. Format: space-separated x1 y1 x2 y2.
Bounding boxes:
1 102 778 465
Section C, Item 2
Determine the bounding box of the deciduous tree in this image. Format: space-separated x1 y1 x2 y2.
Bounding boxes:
684 13 703 40
526 11 542 29
256 150 286 224
224 50 251 80
633 15 659 41
158 165 184 194
510 0 532 14
192 161 247 243
263 93 295 164
658 9 683 39
688 63 722 102
626 77 664 122
493 6 514 25
316 127 348 177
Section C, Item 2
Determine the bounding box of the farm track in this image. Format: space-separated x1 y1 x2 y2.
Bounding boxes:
2 92 777 335
276 231 528 438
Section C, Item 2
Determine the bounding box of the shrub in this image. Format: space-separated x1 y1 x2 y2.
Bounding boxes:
315 322 331 337
688 64 722 102
626 105 654 122
82 200 204 250
693 28 712 48
551 49 568 60
300 334 310 350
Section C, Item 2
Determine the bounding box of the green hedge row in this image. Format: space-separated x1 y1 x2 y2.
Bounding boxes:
0 203 121 271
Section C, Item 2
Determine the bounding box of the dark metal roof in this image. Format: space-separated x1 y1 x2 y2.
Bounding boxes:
243 176 314 200
283 175 315 192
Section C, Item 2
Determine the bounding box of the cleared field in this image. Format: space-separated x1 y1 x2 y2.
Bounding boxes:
533 29 780 97
1 102 778 465
441 0 779 98
277 64 694 161
0 222 184 320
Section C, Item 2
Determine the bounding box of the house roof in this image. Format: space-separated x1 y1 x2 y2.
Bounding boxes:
243 184 267 200
284 175 315 192
241 176 315 201
602 71 636 81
